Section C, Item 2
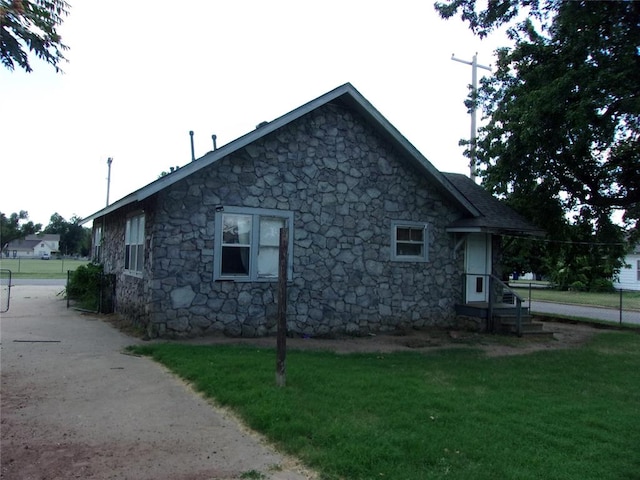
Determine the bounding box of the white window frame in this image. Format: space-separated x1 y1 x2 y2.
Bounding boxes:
93 225 102 262
391 220 429 262
125 213 145 276
214 207 293 282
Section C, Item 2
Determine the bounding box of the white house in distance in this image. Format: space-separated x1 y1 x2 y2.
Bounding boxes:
615 243 640 291
2 234 60 259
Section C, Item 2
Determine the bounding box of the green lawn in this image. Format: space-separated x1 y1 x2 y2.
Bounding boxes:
0 258 89 279
511 285 640 310
130 332 640 480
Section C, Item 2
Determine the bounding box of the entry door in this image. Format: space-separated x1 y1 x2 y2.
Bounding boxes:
465 234 491 303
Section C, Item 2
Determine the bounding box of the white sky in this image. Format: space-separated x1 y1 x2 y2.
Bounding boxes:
0 0 507 228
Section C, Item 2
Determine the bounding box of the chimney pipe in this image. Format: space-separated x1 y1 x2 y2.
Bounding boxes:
212 134 217 151
189 130 195 162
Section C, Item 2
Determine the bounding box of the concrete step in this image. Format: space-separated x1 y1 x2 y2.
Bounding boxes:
496 317 554 336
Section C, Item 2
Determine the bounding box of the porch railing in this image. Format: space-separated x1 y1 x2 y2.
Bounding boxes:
462 273 525 336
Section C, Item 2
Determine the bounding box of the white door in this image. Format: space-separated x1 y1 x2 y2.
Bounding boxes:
465 234 491 303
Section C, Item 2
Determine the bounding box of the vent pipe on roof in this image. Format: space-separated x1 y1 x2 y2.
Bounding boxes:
189 130 195 162
212 134 217 151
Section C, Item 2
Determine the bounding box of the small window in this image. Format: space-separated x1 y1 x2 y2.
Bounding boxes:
214 207 293 281
125 214 145 275
391 221 429 262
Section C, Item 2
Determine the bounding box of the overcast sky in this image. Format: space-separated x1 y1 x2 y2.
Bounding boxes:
1 0 508 228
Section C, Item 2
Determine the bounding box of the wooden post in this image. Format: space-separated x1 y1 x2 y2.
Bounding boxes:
276 227 289 387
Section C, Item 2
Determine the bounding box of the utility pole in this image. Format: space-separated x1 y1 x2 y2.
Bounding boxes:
106 157 113 206
451 53 491 181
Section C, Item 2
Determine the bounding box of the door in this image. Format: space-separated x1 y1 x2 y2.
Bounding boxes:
465 234 491 303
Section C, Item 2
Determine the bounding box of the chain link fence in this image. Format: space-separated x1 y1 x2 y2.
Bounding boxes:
0 269 11 313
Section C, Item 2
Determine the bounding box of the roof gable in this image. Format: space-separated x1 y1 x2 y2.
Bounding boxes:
81 83 480 224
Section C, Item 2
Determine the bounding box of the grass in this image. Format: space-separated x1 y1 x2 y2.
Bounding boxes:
511 285 640 310
0 258 88 279
129 332 640 480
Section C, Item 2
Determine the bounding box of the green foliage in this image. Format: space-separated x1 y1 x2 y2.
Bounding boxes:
66 262 102 310
43 212 91 256
0 211 42 251
436 0 639 275
130 333 640 480
436 0 639 214
0 0 70 73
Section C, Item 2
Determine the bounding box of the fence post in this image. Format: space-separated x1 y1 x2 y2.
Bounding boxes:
619 289 623 325
276 227 289 387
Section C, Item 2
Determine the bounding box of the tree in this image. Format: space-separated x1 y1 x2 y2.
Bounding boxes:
43 212 90 256
1 0 70 73
436 0 639 288
0 210 42 253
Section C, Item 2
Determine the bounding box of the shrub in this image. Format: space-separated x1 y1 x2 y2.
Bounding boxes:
66 263 103 311
590 278 615 293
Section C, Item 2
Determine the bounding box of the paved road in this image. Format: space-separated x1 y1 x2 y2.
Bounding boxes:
530 300 639 325
1 285 313 480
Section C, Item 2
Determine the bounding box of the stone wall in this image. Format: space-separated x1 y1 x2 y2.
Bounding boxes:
107 103 466 337
99 205 151 330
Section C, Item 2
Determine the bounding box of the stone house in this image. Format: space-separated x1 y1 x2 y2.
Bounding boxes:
82 83 542 338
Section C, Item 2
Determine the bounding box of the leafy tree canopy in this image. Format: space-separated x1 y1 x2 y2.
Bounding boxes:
0 210 42 250
43 212 91 256
435 0 638 288
0 0 70 72
436 0 639 225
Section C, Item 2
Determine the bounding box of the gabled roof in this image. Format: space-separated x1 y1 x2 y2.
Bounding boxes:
5 239 41 251
443 173 545 236
81 83 481 224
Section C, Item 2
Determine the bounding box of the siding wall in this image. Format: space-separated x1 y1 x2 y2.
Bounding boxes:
615 253 640 291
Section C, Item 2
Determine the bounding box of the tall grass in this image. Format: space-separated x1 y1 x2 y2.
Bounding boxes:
130 332 640 479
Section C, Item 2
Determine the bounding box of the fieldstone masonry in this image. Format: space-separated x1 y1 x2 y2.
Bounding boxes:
100 103 466 338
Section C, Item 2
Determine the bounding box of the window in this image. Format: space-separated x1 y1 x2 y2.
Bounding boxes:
214 207 293 281
391 221 429 262
637 260 640 281
93 226 102 262
125 214 145 275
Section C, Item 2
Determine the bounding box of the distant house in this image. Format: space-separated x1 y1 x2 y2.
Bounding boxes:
614 243 640 291
82 83 543 338
3 234 60 258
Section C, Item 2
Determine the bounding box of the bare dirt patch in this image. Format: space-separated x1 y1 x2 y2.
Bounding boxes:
176 320 607 357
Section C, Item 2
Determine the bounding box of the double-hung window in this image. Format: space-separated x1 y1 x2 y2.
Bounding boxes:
125 214 145 275
391 220 429 262
214 207 293 281
93 226 102 262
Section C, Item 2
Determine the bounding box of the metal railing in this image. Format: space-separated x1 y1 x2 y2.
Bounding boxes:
462 273 525 336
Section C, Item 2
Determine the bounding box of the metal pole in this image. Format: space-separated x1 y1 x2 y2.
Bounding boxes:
106 157 113 206
451 53 491 181
619 289 623 325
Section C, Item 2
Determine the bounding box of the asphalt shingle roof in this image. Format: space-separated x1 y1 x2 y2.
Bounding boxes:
444 173 545 237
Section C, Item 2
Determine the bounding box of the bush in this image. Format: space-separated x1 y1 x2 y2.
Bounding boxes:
568 280 587 291
590 278 615 293
67 263 103 311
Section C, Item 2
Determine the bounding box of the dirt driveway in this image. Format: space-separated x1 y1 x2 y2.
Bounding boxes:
1 285 607 480
1 285 314 480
